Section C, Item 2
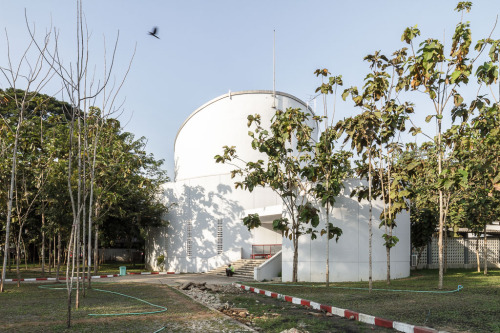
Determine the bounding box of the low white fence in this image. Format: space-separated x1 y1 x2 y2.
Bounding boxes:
412 237 500 269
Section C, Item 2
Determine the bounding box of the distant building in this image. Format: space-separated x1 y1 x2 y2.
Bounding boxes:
145 90 410 282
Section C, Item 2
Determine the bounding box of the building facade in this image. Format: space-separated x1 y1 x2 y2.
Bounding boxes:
145 90 411 282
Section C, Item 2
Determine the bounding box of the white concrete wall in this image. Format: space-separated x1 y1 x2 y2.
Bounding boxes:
255 251 282 281
174 90 317 181
146 91 411 281
146 90 314 273
146 173 283 272
281 179 411 282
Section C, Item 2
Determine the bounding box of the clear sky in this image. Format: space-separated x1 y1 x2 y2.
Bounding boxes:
1 0 500 179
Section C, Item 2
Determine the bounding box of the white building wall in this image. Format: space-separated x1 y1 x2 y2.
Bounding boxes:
147 173 283 272
174 90 317 181
281 179 410 282
146 90 411 281
146 91 313 273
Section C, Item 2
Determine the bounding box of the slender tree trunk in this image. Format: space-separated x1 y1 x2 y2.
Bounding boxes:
53 236 57 269
325 203 330 287
368 150 373 292
292 221 298 283
444 226 448 274
22 237 28 270
437 116 444 290
483 226 488 275
48 234 52 275
41 220 45 277
56 231 61 282
1 126 20 292
81 153 87 296
94 225 99 275
16 240 21 288
291 199 298 283
67 224 77 328
476 236 480 272
417 246 425 268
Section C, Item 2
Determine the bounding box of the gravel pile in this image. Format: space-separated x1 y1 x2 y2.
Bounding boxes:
177 282 312 333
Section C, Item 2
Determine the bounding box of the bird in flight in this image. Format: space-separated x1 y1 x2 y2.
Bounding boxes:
149 27 159 39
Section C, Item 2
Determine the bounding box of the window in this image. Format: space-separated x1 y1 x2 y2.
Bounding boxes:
186 221 192 258
217 219 223 255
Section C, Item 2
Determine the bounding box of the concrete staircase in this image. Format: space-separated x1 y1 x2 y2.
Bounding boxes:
210 259 266 280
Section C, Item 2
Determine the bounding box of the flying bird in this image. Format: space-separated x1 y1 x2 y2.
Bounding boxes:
149 27 159 39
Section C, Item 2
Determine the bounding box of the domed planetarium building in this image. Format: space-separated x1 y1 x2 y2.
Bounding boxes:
145 90 410 282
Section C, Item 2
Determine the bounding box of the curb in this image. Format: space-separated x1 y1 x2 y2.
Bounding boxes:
3 271 180 282
127 271 179 275
3 274 119 282
234 283 445 333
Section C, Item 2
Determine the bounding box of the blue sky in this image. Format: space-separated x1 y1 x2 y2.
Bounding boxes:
1 0 500 178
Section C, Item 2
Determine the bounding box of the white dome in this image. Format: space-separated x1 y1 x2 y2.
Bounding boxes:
174 90 316 181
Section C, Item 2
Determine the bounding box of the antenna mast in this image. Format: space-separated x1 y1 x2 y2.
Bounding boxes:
273 29 276 108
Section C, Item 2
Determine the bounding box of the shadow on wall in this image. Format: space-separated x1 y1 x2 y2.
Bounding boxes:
147 178 247 272
282 179 411 282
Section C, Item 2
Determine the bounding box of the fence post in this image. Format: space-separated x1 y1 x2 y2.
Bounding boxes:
464 238 469 265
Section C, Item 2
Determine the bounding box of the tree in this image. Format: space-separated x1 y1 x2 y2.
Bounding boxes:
22 0 136 324
449 100 500 273
0 21 54 291
216 107 320 283
302 69 351 287
399 1 499 288
337 49 413 288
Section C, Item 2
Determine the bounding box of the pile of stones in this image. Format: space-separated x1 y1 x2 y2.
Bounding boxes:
177 281 310 333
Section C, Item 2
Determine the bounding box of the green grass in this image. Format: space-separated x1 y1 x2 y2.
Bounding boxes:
1 261 149 279
0 282 247 332
220 290 393 332
241 268 500 333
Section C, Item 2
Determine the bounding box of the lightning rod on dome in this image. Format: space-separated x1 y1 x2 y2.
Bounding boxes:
272 29 276 109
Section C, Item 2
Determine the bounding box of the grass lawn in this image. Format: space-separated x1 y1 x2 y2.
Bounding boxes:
241 269 500 333
0 282 248 332
1 262 149 279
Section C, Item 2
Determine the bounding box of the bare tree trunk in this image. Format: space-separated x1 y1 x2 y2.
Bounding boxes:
437 115 444 290
368 150 373 292
53 236 56 269
1 127 20 292
56 231 61 282
48 235 52 275
67 224 77 328
292 223 298 283
325 203 330 287
444 227 448 274
16 240 21 288
94 225 99 275
22 237 28 270
417 246 424 268
41 211 46 277
476 236 480 272
483 226 488 275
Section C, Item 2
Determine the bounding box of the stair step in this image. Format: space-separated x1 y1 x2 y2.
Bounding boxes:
208 258 267 280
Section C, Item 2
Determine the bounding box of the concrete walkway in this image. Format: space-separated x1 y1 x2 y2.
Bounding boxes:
109 272 255 286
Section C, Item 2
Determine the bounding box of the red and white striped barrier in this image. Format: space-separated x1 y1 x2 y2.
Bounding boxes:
3 271 180 282
3 274 119 282
5 274 119 282
234 283 443 333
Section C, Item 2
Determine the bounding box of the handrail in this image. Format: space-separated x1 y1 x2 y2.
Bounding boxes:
251 244 281 259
